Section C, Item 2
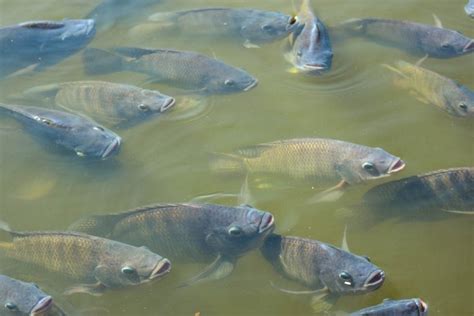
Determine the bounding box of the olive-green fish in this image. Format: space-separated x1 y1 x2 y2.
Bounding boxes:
383 60 474 117
18 81 176 127
211 138 405 202
69 203 275 286
0 226 171 296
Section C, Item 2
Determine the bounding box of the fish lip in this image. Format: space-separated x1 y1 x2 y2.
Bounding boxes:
258 213 275 233
416 298 428 315
303 64 329 71
462 39 474 53
30 296 53 316
363 270 385 290
101 137 121 159
160 97 176 113
150 259 171 280
243 79 258 91
83 19 96 35
388 159 405 174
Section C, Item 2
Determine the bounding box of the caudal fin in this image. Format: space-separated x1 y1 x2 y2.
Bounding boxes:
83 48 122 76
67 214 118 238
209 152 246 174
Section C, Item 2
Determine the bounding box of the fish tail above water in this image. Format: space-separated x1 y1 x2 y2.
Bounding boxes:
83 48 123 76
67 213 120 237
209 152 247 174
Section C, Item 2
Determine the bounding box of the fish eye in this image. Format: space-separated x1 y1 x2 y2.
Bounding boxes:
362 162 375 171
228 226 243 236
338 272 353 286
458 103 468 111
4 302 18 311
363 256 371 262
441 43 451 50
289 16 298 25
296 50 303 57
93 126 105 132
121 266 136 275
32 283 40 288
224 79 235 86
39 118 53 125
138 104 150 111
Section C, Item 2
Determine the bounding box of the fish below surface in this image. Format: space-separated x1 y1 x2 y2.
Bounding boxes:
349 298 428 316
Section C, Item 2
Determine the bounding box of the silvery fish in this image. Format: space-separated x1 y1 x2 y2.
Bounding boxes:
465 0 474 18
18 81 176 127
0 20 95 78
0 103 121 159
285 0 333 74
130 8 299 48
349 298 428 316
0 275 65 316
260 234 385 312
383 60 474 117
69 203 275 286
337 17 474 58
211 138 405 202
0 227 171 296
83 47 258 94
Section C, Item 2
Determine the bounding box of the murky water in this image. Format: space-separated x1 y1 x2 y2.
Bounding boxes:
0 0 473 315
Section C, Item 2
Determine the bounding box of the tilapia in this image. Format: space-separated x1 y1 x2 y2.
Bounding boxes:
349 298 428 316
285 0 333 74
211 138 405 202
17 81 176 127
260 234 385 311
69 203 274 286
130 7 299 48
0 20 95 78
383 60 474 117
0 274 65 316
466 0 474 18
0 103 121 159
83 47 258 94
337 17 474 58
0 228 171 296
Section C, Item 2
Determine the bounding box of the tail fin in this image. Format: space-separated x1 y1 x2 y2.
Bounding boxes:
83 48 122 76
209 152 246 174
67 214 119 238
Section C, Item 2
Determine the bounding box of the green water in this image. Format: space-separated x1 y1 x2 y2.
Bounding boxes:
0 0 473 315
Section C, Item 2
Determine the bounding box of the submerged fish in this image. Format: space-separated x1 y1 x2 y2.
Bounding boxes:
0 103 121 159
131 7 299 48
349 298 428 316
285 0 333 74
0 20 95 78
260 234 385 310
69 203 275 286
466 0 474 18
83 47 258 94
18 81 176 127
211 138 405 202
337 17 474 58
0 228 171 296
383 60 474 117
0 274 61 316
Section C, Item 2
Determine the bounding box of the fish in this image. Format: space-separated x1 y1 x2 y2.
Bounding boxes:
210 138 405 202
0 274 64 316
260 234 385 311
466 0 474 18
382 60 474 117
83 47 258 94
130 8 299 48
68 203 275 286
348 298 428 316
337 17 474 58
17 81 176 127
0 103 121 159
285 0 333 74
0 227 171 296
0 20 95 78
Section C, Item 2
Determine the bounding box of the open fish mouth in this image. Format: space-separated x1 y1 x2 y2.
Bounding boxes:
463 40 474 53
101 137 121 159
416 298 429 315
160 97 176 113
388 159 405 173
258 213 275 233
31 296 53 315
243 79 258 91
150 259 171 280
363 270 385 290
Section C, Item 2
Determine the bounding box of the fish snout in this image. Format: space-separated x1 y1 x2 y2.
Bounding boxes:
243 79 258 92
258 213 275 234
463 39 474 53
150 259 171 280
160 97 176 113
101 137 121 159
416 298 429 315
31 296 53 316
388 159 405 174
303 63 330 73
364 270 385 290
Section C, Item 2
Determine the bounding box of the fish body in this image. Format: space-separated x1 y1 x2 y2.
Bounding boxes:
338 18 474 58
0 230 171 295
285 0 333 74
19 81 176 127
466 0 474 18
0 20 95 78
350 298 428 316
260 234 385 295
137 8 299 47
0 275 56 315
0 103 121 159
384 60 474 117
83 47 258 94
211 138 405 186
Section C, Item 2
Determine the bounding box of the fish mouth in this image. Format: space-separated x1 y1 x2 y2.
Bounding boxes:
160 97 176 113
463 40 474 53
30 296 53 316
258 213 275 233
150 259 171 280
388 159 405 174
101 137 121 159
363 270 385 290
243 79 258 91
304 64 329 71
416 298 428 315
83 19 96 36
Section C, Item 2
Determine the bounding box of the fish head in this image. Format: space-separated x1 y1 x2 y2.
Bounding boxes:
425 29 474 57
0 276 53 316
206 205 275 257
443 84 474 117
207 66 258 94
67 122 122 159
240 12 299 43
318 243 385 295
372 298 429 316
131 89 176 117
350 147 405 182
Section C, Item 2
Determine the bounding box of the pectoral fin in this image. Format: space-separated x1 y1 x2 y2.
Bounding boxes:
432 14 443 28
243 40 260 49
63 282 106 296
190 193 240 203
311 292 338 313
441 209 474 215
341 224 350 252
270 282 329 296
5 63 40 79
178 256 235 287
307 180 348 204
